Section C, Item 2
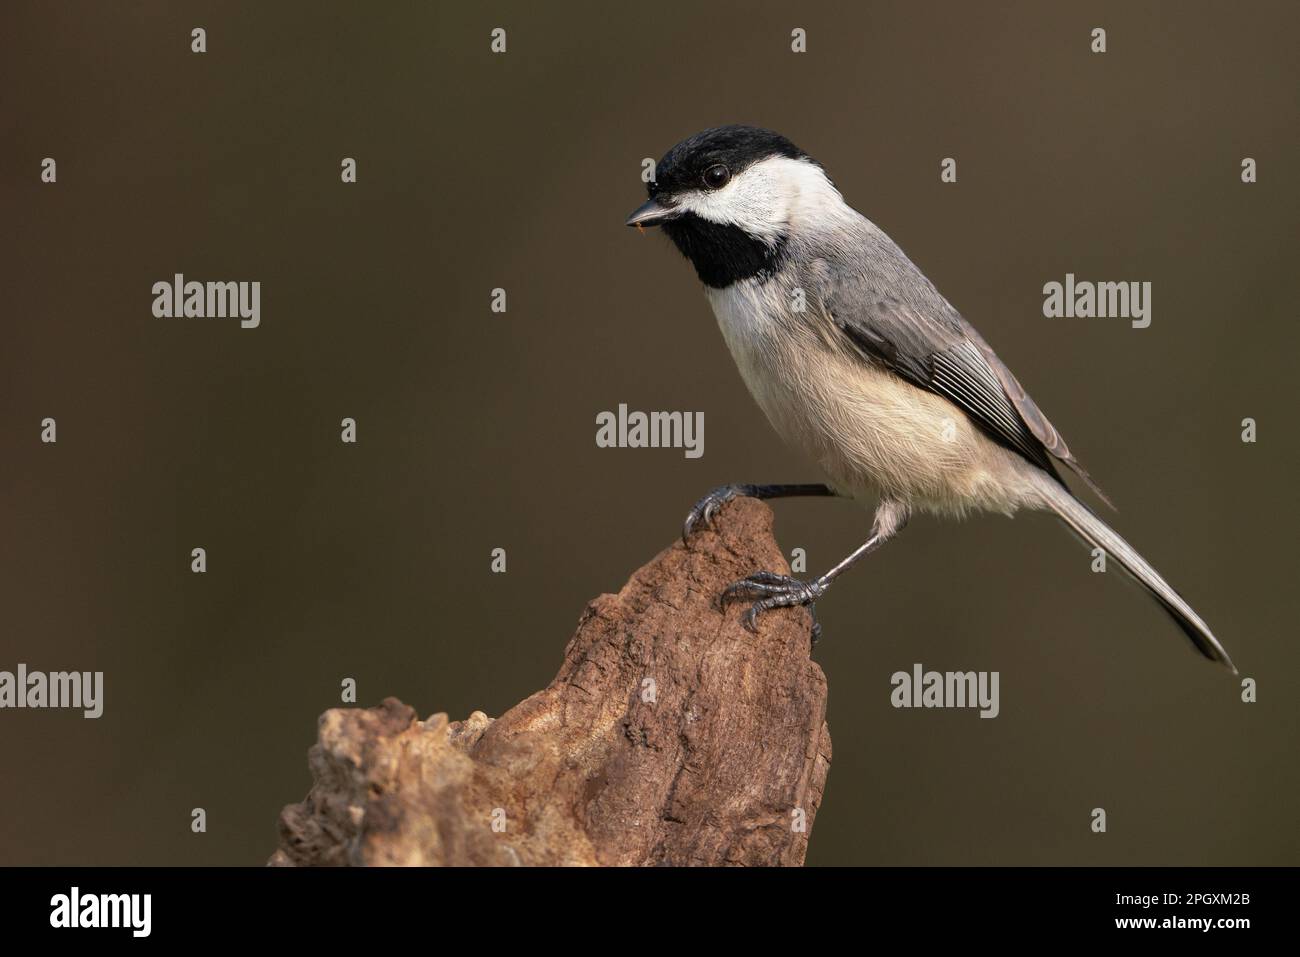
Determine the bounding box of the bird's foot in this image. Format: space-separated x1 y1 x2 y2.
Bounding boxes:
682 484 756 541
721 571 826 643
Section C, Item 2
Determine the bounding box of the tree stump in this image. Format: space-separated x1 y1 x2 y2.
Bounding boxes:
270 498 831 866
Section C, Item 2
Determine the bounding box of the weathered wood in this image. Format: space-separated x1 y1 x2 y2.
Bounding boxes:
270 498 831 866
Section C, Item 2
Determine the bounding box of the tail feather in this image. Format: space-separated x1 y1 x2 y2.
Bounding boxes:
1032 473 1236 673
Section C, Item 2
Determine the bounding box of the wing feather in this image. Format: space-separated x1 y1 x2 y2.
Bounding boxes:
815 259 1113 508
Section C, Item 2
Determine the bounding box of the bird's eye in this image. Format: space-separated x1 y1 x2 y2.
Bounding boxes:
702 164 730 190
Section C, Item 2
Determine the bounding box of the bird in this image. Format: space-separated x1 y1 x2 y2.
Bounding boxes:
625 124 1235 672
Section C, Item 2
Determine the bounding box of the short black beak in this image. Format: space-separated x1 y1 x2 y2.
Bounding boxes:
625 197 682 228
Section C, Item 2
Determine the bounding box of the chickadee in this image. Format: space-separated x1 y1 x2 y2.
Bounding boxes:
626 124 1234 671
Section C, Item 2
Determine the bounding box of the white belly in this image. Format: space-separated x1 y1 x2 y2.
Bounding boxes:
704 282 1038 517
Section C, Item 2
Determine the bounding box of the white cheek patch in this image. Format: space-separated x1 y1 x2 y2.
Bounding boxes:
674 155 836 244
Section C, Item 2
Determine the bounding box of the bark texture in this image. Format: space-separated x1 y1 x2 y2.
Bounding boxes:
270 497 831 866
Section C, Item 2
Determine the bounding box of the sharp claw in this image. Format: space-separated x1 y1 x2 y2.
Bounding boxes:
722 571 826 641
682 485 746 542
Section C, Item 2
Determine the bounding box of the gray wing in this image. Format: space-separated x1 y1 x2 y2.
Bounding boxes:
809 250 1112 508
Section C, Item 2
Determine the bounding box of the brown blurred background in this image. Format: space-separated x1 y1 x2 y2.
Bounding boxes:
1 0 1296 865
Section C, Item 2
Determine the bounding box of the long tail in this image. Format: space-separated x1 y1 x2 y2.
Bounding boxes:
1030 472 1236 673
